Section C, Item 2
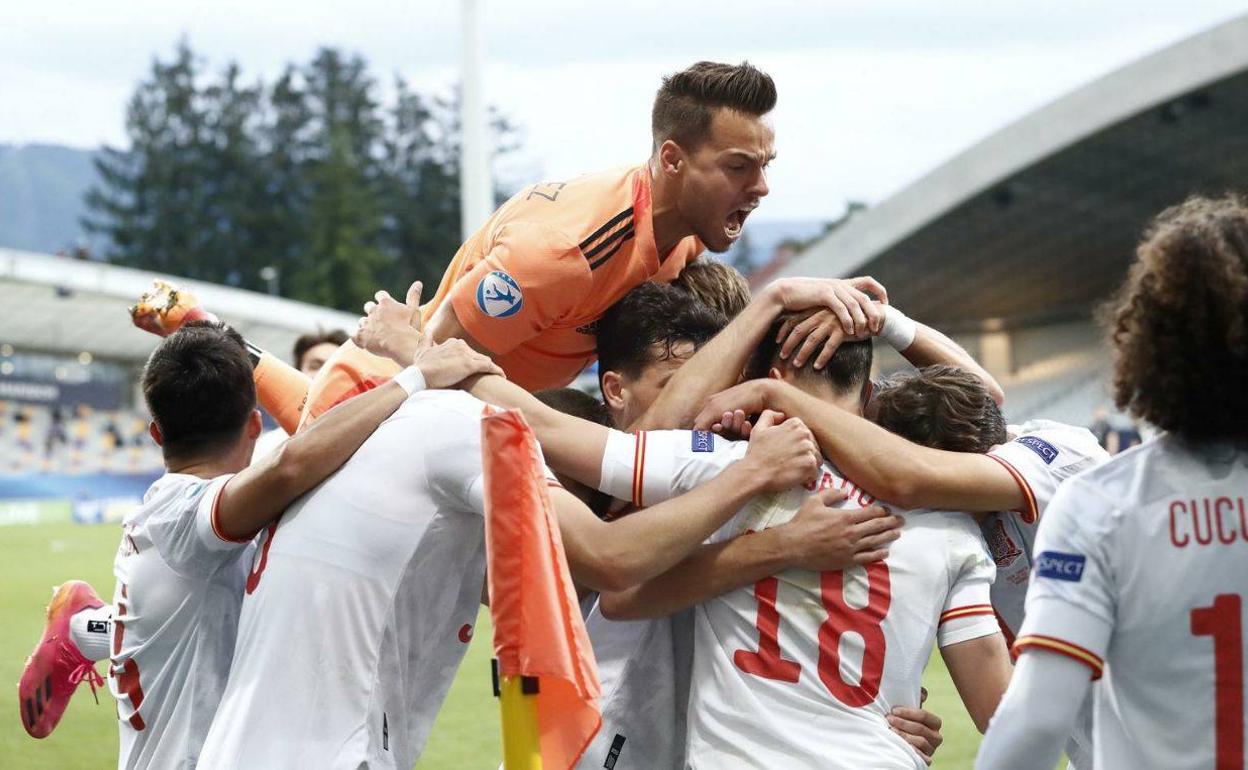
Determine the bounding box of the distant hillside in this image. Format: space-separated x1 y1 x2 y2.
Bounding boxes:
0 144 102 255
0 143 829 270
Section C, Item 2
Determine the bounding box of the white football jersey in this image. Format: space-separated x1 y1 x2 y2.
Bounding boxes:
599 429 999 770
109 472 254 770
980 420 1109 639
575 601 695 770
198 390 493 770
1016 435 1248 770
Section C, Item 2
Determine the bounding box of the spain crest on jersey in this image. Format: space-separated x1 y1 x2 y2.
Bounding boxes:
987 518 1022 568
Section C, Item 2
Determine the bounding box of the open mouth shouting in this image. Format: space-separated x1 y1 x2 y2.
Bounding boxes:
725 205 756 241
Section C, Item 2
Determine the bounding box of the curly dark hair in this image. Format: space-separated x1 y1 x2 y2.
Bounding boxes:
596 282 728 380
872 365 1007 453
1106 195 1248 443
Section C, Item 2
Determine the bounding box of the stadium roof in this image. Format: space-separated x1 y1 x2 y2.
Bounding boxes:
0 248 358 364
778 14 1248 331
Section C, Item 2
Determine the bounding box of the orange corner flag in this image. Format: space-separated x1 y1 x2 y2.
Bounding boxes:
481 407 601 770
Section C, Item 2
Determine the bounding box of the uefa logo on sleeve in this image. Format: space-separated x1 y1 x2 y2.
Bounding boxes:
475 271 523 318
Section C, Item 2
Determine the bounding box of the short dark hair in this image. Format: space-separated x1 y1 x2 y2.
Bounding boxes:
745 316 874 399
142 321 256 461
596 282 728 380
671 259 752 319
1106 195 1248 443
652 61 777 151
872 366 1007 453
292 329 348 369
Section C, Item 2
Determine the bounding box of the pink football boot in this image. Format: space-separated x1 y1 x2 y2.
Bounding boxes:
18 581 106 738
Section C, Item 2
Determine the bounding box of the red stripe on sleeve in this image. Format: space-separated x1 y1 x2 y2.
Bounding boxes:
1013 634 1104 679
210 479 255 544
987 454 1039 524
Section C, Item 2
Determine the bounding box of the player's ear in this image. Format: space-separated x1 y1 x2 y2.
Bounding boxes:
601 370 627 412
767 366 784 381
657 139 684 177
148 421 163 447
245 410 263 440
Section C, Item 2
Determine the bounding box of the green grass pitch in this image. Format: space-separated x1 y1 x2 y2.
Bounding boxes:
3 520 1010 768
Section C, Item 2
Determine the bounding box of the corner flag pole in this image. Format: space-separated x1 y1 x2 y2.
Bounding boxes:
495 664 543 770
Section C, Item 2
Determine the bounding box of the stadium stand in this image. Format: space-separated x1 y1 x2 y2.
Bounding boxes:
775 15 1248 439
0 247 356 523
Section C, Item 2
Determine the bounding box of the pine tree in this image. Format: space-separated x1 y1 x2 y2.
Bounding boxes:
83 42 519 311
84 41 210 278
279 49 387 309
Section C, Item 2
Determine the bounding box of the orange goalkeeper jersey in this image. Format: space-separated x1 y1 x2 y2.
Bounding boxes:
272 165 702 432
423 164 702 390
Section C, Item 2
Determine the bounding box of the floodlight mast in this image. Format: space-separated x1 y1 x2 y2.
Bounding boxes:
459 0 494 240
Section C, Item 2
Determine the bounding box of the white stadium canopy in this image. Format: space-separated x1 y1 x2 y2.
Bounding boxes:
0 248 359 364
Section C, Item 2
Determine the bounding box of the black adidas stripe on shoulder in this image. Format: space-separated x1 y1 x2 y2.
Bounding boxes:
579 207 633 253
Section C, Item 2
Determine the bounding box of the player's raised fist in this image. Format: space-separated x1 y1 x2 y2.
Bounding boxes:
741 410 821 490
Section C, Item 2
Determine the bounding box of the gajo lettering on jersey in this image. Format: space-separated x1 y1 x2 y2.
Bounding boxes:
1036 551 1086 582
475 271 523 318
690 431 715 453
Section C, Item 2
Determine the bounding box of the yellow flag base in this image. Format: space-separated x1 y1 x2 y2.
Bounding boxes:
499 674 542 770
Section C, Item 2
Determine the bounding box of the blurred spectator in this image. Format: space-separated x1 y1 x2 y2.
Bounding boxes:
45 406 67 456
292 329 349 377
1090 406 1144 455
0 400 164 475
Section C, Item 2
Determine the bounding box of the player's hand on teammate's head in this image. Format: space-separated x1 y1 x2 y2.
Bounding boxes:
770 276 888 337
355 280 425 366
412 338 504 390
888 704 943 765
776 309 844 370
781 490 902 572
741 410 821 490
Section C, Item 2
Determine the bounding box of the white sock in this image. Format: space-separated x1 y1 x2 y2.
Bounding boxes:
69 605 113 662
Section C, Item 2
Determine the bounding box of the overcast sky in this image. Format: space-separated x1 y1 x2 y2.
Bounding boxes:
3 1 1244 220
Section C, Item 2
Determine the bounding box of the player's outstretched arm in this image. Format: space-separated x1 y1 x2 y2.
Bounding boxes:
216 340 502 540
635 276 885 431
697 379 1023 513
775 302 1003 404
552 412 820 592
941 633 1013 733
890 310 1004 405
975 650 1091 769
466 374 613 487
598 490 901 619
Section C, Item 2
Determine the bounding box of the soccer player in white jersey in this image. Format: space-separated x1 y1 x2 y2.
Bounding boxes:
594 342 1015 768
978 196 1248 769
696 303 1109 766
17 321 501 768
357 277 954 767
197 353 823 769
